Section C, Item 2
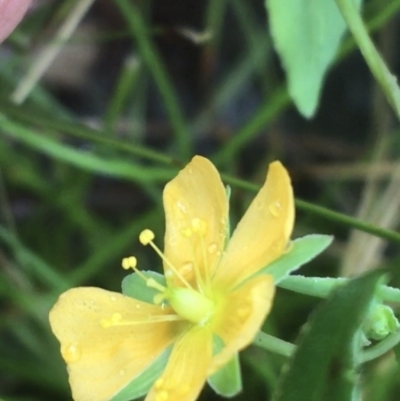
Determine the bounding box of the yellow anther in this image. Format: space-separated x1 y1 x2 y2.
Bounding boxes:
155 378 164 389
140 229 155 245
181 227 192 238
191 218 207 235
121 256 137 270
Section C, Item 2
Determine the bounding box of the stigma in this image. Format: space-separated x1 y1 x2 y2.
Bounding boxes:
167 287 215 325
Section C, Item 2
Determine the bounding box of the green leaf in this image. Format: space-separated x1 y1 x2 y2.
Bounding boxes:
208 336 242 397
261 234 333 284
267 0 363 117
122 271 166 303
109 346 171 401
272 270 384 401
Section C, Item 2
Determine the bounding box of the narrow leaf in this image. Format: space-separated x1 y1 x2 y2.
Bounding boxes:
262 234 333 284
273 270 384 401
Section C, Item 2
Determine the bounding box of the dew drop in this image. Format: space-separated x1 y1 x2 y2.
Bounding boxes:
208 243 218 254
119 369 126 376
135 303 141 309
61 343 82 363
268 201 282 217
180 262 193 275
110 296 117 301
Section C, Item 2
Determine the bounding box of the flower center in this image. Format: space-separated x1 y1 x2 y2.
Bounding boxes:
168 287 215 325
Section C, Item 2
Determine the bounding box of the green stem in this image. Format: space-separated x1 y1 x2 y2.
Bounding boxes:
253 332 295 357
335 0 400 119
253 329 400 364
279 275 400 304
360 330 400 363
114 0 191 158
4 103 400 243
222 174 400 244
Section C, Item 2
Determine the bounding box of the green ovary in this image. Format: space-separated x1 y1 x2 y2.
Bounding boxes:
168 287 215 325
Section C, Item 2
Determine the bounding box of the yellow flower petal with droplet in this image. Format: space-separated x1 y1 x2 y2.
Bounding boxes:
163 156 228 286
210 275 275 374
146 326 212 401
214 161 294 289
49 288 186 401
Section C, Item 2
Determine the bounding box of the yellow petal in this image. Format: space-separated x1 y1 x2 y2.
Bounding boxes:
49 287 186 401
146 326 212 401
213 161 294 289
163 156 228 287
210 275 275 374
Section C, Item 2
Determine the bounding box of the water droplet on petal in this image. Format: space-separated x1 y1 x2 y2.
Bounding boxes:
135 303 141 309
269 201 282 217
180 262 193 275
61 343 82 363
110 296 117 301
119 369 126 376
208 243 217 254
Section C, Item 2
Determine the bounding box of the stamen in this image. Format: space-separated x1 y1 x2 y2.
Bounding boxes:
121 256 150 283
181 218 211 293
139 229 192 289
122 255 168 296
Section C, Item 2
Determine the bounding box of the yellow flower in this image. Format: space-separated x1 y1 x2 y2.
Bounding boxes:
49 156 294 401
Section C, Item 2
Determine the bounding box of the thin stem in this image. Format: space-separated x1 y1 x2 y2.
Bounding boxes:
253 332 295 358
360 330 400 363
335 0 400 119
4 103 400 243
279 275 400 304
253 329 400 364
114 0 191 159
11 0 96 104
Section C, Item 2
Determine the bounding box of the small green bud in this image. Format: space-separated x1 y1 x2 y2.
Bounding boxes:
362 303 399 341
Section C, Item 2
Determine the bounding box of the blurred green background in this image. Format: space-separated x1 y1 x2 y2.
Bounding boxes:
1 0 400 400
